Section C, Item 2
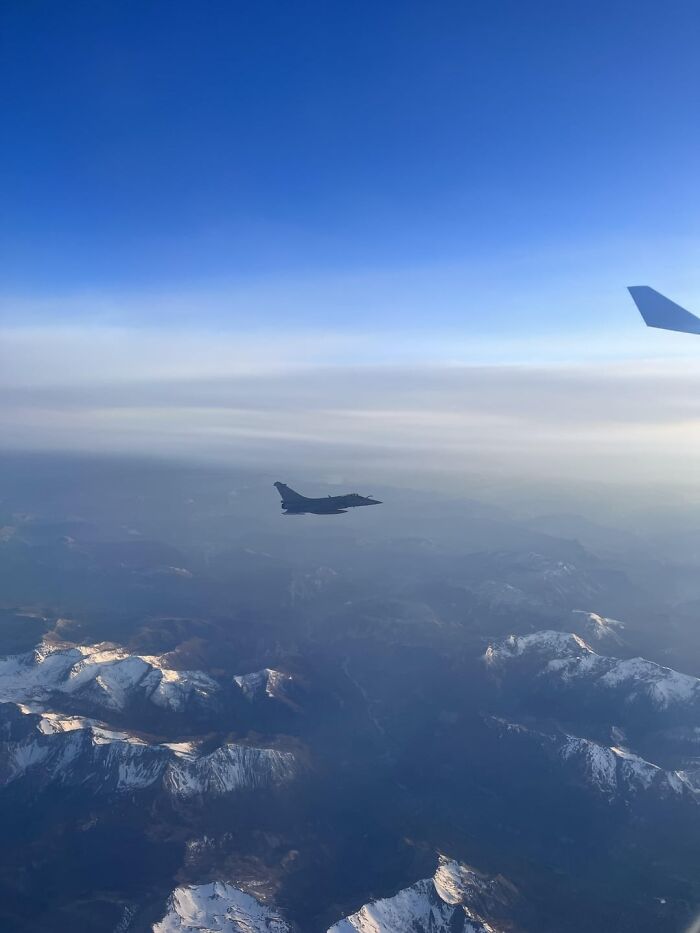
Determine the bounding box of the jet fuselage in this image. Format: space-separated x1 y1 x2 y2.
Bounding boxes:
274 482 381 515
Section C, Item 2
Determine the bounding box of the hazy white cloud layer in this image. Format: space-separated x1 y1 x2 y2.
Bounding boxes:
4 234 700 494
2 325 700 491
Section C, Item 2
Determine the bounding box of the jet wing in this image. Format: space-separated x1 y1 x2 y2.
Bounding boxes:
628 286 700 335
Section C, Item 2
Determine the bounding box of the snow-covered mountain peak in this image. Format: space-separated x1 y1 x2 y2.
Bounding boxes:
484 629 594 666
563 734 697 798
484 630 700 713
489 717 696 802
0 640 220 713
327 856 512 933
598 657 697 708
434 858 488 906
162 742 298 797
569 610 624 645
154 863 517 933
153 881 292 932
0 703 299 798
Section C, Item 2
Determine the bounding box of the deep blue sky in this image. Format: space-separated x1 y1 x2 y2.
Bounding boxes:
2 1 700 333
3 2 700 483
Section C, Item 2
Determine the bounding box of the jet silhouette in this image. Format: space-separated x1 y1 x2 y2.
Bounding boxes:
628 286 700 335
274 482 382 515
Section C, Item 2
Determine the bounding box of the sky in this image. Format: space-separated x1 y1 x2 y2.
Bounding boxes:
2 1 700 496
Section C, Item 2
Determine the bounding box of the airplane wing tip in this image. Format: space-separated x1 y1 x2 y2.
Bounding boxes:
627 286 655 326
627 285 700 335
627 284 654 301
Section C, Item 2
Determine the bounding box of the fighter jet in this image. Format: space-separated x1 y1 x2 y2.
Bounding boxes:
274 482 382 515
628 286 700 335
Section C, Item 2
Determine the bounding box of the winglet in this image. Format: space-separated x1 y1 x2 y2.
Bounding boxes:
628 286 700 335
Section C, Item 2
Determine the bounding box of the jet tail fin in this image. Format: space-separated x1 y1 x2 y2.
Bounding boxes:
274 482 304 502
628 286 700 335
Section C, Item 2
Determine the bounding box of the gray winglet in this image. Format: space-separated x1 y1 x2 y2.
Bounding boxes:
628 285 700 335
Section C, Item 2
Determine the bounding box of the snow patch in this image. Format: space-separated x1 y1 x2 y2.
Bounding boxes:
234 669 294 703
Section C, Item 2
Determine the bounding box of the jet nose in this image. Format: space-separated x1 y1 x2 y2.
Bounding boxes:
368 498 382 505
